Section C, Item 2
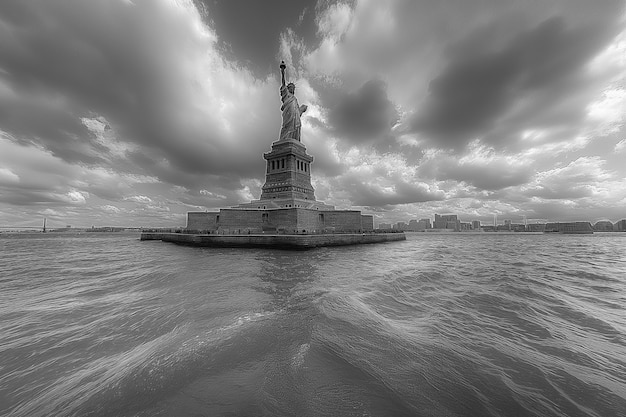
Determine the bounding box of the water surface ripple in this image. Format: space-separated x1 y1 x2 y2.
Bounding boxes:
1 232 624 416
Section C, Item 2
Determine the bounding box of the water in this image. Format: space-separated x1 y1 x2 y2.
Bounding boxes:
1 232 625 416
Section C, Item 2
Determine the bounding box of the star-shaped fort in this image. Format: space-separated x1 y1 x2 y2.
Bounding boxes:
141 62 405 249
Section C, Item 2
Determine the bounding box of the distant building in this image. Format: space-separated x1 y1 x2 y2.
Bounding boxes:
594 221 614 231
459 222 472 231
526 223 546 232
496 223 524 232
615 219 626 231
544 222 593 234
419 218 432 230
472 220 481 230
406 218 432 231
378 223 392 230
434 214 460 231
394 221 407 231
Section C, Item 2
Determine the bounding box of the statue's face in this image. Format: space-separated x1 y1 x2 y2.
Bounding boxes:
287 85 295 94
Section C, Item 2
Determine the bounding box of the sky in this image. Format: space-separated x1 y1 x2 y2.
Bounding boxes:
0 0 625 229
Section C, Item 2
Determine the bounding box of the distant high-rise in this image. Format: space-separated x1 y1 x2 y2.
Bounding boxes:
434 214 460 231
419 218 432 230
394 221 407 231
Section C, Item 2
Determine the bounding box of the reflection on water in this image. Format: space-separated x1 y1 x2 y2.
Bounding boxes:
256 250 327 312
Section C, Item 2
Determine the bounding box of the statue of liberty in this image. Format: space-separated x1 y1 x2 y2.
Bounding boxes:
279 61 307 141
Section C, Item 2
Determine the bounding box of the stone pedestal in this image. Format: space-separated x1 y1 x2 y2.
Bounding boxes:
260 138 315 201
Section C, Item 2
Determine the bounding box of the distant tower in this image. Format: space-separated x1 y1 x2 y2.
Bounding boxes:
493 214 497 227
43 218 46 233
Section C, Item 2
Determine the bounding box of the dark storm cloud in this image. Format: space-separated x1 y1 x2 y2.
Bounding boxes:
0 187 77 207
124 148 252 194
337 171 444 207
416 152 533 191
329 79 399 144
195 0 317 75
0 79 104 164
409 16 622 151
0 2 184 157
0 0 279 190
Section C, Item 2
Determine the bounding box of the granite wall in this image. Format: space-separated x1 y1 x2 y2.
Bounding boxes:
141 232 406 249
187 212 219 231
187 208 370 233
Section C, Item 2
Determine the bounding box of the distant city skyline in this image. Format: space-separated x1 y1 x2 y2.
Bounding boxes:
0 0 625 228
378 212 626 232
378 214 626 232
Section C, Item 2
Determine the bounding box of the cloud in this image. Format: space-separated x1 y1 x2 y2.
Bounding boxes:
408 16 623 151
0 135 154 207
65 190 88 204
124 195 153 205
0 0 624 228
586 88 626 137
275 0 625 223
328 151 445 207
336 174 444 207
316 1 353 39
417 146 534 191
521 157 614 200
101 205 122 214
0 0 282 190
0 167 19 184
199 189 226 199
328 79 398 145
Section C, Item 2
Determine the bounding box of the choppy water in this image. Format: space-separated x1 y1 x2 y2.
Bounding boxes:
0 232 625 417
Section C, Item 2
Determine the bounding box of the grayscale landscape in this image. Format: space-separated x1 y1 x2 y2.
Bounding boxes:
1 1 625 416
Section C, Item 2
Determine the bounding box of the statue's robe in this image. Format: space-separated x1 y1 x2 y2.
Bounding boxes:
280 85 303 141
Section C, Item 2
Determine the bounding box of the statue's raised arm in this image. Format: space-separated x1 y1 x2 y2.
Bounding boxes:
280 61 287 87
279 60 306 142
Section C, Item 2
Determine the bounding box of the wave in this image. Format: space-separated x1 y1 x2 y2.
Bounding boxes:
3 232 625 417
309 273 626 417
6 311 275 417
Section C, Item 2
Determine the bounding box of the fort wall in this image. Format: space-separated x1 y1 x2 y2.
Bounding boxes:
187 212 219 231
186 208 371 234
141 232 406 249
